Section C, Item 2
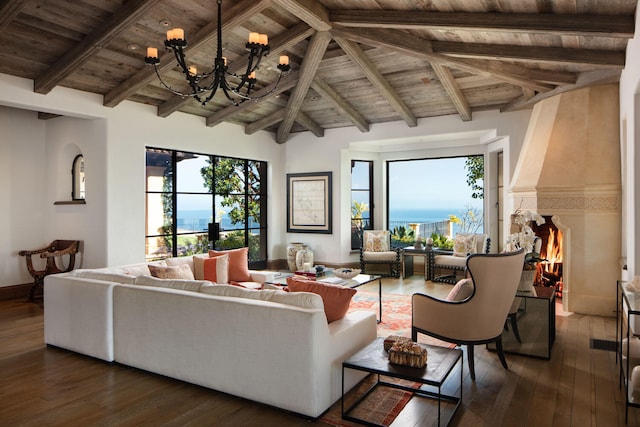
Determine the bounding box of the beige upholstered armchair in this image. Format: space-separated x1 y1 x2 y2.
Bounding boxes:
359 230 402 278
431 233 490 283
412 249 525 381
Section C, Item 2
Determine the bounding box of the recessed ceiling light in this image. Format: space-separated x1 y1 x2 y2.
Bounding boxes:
127 43 140 50
160 19 171 27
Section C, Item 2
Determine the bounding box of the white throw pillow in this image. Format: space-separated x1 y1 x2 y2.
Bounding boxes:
453 234 476 257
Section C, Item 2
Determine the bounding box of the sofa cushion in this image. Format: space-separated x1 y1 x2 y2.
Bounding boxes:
134 275 211 292
286 277 356 323
149 264 195 280
209 247 252 282
70 270 136 285
199 283 323 310
446 278 474 301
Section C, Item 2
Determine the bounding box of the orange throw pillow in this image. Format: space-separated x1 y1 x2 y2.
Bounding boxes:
194 254 229 284
286 277 356 323
209 247 252 282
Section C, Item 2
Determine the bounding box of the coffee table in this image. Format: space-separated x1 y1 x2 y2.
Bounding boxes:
342 337 462 426
265 270 383 322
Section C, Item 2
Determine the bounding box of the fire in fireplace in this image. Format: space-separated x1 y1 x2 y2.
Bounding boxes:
532 216 564 297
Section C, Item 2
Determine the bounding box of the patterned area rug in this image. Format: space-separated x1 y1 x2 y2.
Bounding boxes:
350 290 454 347
320 374 419 427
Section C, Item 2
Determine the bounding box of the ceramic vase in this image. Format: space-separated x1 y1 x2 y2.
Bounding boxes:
287 242 304 272
295 246 314 271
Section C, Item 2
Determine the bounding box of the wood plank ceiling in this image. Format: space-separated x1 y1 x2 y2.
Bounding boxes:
0 0 636 143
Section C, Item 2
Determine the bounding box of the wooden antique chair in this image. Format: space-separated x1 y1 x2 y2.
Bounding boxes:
412 249 525 381
19 240 80 301
359 230 402 278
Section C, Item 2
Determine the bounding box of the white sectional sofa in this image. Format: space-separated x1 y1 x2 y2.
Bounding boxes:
43 260 377 418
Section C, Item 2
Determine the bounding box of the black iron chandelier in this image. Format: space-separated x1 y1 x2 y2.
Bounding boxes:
145 0 290 106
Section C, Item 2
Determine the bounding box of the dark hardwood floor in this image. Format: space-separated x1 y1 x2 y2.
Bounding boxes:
0 274 632 426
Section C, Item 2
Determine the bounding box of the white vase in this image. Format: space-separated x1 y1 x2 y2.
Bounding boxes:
518 269 536 292
287 242 304 272
295 246 314 271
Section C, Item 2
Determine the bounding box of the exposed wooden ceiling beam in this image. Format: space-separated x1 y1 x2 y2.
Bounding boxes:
295 110 324 137
310 77 369 132
330 10 635 38
104 0 271 108
157 22 314 118
431 63 471 121
276 31 331 144
34 0 161 95
275 0 331 31
334 36 417 128
206 71 300 127
332 27 564 91
501 69 622 112
244 108 323 137
0 0 28 32
432 41 626 67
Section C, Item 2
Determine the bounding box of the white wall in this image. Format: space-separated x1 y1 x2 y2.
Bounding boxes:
0 107 47 286
282 110 531 265
619 4 640 280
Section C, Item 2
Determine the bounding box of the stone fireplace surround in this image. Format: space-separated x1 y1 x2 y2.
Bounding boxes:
510 84 621 317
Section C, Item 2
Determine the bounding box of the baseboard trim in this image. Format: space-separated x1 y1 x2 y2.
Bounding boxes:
0 283 31 301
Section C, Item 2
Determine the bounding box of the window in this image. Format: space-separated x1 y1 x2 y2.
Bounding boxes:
387 156 484 243
145 148 268 268
351 160 373 250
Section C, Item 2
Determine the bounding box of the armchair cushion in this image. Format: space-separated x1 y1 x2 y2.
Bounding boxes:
362 251 399 262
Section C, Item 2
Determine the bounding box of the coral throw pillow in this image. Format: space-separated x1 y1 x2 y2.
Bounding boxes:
194 253 229 284
203 255 230 284
148 264 195 280
209 247 252 282
286 277 356 323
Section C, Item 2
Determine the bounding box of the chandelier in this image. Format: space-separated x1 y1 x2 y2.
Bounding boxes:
145 0 290 106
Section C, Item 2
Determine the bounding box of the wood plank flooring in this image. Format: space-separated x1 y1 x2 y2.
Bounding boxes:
0 275 634 426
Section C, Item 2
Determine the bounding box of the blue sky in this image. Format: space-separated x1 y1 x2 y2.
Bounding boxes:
388 157 482 211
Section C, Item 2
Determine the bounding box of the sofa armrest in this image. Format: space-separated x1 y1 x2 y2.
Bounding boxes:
249 270 277 283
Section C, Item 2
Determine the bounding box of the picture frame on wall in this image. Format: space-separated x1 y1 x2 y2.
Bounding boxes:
286 172 332 234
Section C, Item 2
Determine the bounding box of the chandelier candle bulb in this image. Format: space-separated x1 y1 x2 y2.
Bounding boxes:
146 47 158 59
279 55 289 66
249 32 259 44
259 34 268 46
173 28 184 40
188 66 197 76
248 71 256 79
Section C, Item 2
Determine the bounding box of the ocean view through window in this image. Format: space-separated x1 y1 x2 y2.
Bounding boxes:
387 156 484 248
145 148 267 267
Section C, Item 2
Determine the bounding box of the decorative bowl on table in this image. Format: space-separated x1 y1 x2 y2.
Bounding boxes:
333 268 361 279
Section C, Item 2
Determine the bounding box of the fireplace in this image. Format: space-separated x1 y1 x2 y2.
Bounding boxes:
509 84 621 316
532 216 563 297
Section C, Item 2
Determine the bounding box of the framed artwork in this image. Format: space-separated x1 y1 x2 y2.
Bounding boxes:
287 172 332 234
